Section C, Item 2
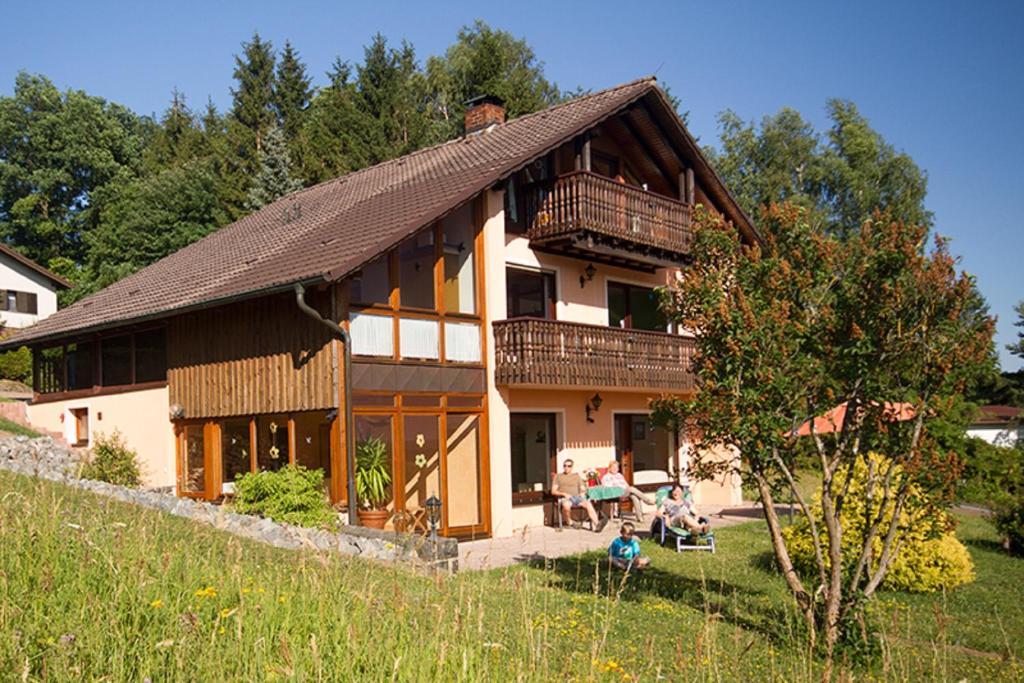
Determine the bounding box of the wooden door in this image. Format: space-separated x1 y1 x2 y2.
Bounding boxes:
614 414 635 483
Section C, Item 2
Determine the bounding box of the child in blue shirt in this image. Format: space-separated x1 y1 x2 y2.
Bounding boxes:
608 522 650 571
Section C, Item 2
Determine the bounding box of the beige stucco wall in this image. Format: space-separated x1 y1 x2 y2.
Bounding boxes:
27 387 176 488
504 234 677 328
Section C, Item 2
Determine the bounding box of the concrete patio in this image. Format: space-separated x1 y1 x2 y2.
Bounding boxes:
458 502 773 571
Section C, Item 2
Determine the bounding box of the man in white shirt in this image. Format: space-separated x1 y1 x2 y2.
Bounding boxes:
600 460 657 522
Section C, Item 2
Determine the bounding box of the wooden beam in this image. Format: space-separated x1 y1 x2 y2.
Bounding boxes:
582 133 592 172
616 114 678 191
686 168 695 205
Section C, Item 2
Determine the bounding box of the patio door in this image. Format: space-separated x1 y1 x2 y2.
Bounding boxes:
614 414 676 490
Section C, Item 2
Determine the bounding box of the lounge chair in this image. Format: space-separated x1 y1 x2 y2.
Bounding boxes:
650 486 715 553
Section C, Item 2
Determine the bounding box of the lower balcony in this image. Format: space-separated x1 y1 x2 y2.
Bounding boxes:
493 317 696 392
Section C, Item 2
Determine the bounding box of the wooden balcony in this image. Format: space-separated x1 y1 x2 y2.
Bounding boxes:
493 317 696 392
524 171 694 270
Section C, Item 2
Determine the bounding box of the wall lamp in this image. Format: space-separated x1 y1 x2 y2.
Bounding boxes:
585 392 603 423
579 263 596 288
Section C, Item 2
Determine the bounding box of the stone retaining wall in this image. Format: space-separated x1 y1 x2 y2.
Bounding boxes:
0 436 459 573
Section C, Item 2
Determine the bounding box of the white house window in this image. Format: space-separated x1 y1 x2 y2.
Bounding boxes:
350 313 394 357
444 322 481 363
399 317 439 360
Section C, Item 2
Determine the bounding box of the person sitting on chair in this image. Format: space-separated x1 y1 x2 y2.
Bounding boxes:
657 484 709 535
552 459 606 532
600 460 657 522
608 522 650 571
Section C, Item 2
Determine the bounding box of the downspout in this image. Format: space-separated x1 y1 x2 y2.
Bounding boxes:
294 283 357 524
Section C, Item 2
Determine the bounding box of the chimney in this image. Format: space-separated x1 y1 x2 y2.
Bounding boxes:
464 95 506 134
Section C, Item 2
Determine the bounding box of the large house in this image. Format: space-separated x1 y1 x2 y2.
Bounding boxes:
1 78 759 538
0 244 69 330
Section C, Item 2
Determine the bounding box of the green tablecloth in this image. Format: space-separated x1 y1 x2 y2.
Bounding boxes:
587 485 626 501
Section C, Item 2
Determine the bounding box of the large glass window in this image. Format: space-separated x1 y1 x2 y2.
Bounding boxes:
398 232 435 309
292 410 332 475
446 414 482 528
608 282 667 331
350 313 394 357
442 204 476 314
256 414 289 472
506 267 556 319
402 415 441 516
66 342 94 391
351 254 391 306
101 335 132 386
181 424 206 494
355 414 395 517
399 318 439 360
510 413 556 504
221 420 251 484
444 322 481 363
134 329 167 383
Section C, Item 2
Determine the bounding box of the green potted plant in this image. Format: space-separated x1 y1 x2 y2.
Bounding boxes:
355 436 392 528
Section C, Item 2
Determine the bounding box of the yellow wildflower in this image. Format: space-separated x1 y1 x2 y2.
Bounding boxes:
219 607 233 618
150 599 164 609
194 586 217 599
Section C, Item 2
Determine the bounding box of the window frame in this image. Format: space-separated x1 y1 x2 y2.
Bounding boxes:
346 198 486 367
505 266 557 320
606 280 668 332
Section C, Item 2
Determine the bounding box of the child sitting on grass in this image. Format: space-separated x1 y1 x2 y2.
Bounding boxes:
608 522 650 571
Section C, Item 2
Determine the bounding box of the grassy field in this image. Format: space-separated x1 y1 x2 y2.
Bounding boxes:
0 417 41 438
1 470 1021 681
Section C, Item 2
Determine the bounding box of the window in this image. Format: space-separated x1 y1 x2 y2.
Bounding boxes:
398 232 435 309
221 420 251 484
444 322 481 363
101 335 132 386
0 290 37 314
510 413 557 504
506 268 556 319
350 313 394 357
442 204 476 314
134 329 167 383
256 415 289 472
398 318 439 360
66 342 94 391
181 424 206 495
351 254 391 306
608 282 667 331
446 414 482 527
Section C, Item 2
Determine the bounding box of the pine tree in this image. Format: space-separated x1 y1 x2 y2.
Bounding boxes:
142 89 206 172
230 32 277 154
246 123 302 210
274 41 312 145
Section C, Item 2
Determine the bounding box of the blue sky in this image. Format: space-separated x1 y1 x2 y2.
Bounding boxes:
2 1 1021 369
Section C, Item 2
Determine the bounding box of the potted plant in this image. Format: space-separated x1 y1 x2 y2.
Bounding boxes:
355 436 392 528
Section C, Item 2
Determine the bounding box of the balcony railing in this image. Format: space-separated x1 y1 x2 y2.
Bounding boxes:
493 317 696 392
524 171 693 265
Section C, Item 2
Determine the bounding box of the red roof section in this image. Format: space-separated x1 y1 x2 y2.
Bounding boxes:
1 77 756 348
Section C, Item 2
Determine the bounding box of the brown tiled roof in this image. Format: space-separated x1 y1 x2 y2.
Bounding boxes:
1 77 756 348
0 244 71 289
974 405 1022 426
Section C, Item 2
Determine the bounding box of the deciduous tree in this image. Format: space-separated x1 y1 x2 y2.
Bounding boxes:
653 204 993 670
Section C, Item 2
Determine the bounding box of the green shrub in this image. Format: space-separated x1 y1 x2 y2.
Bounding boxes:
958 437 1023 505
232 465 335 529
0 346 32 383
783 453 975 593
81 431 141 487
993 499 1024 555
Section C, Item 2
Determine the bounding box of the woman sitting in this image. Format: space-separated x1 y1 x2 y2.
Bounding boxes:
600 460 656 522
657 484 709 535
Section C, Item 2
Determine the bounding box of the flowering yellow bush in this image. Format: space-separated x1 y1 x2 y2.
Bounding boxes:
782 453 974 593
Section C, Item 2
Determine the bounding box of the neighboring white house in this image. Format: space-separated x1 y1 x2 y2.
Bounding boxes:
0 244 70 329
967 405 1022 448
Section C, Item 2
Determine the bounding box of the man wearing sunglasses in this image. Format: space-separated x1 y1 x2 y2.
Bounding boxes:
552 459 605 532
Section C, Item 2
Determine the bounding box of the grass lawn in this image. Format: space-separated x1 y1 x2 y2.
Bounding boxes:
1 470 1021 681
0 416 41 438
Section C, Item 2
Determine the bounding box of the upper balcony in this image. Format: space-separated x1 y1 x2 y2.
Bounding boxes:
523 171 694 270
493 317 696 393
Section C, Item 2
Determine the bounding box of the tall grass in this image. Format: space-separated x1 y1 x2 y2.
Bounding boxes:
0 470 1021 681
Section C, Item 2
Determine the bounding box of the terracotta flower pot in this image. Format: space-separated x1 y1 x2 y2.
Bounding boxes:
358 508 390 529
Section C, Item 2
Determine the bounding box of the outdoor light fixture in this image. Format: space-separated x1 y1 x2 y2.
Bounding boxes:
579 263 596 288
425 494 442 541
169 404 185 420
585 393 603 423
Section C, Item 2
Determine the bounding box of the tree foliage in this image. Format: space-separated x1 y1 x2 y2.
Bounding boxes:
246 124 302 210
652 203 993 667
1009 300 1024 361
708 102 932 238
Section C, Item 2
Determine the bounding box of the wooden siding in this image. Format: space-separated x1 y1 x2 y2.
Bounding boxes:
168 291 336 419
493 317 696 392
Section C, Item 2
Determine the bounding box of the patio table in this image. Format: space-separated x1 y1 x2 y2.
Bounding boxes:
587 485 627 521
